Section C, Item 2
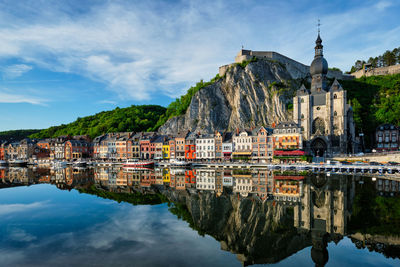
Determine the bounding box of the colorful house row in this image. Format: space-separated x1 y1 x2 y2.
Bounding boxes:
0 135 92 161
0 121 304 162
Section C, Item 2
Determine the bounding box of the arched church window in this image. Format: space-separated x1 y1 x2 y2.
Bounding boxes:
312 118 325 135
301 98 304 103
334 94 337 99
301 114 304 119
334 111 337 116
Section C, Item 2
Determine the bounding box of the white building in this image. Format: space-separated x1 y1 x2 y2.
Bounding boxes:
195 134 215 161
232 130 253 159
196 169 216 191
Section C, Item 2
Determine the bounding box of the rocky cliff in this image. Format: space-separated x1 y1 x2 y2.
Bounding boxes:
159 59 300 134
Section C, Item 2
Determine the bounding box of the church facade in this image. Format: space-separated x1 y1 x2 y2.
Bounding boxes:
293 34 356 157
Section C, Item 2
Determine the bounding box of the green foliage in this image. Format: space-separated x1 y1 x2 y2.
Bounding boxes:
150 74 222 131
329 67 342 72
78 185 168 205
236 56 258 68
340 73 400 147
0 129 41 141
30 105 166 139
349 180 400 236
350 47 400 72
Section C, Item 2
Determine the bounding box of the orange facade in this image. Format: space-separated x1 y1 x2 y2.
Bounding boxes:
184 144 196 160
0 147 4 160
274 135 301 150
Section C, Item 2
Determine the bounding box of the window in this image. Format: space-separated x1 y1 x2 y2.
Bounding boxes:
312 118 325 135
334 94 337 99
334 111 337 116
301 98 304 103
301 114 304 119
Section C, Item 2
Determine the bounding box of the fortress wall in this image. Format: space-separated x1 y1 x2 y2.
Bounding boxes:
226 49 345 80
351 64 400 79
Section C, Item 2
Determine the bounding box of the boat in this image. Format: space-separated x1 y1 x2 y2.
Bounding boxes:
0 160 8 166
123 159 155 169
8 160 28 167
169 159 191 167
73 160 87 167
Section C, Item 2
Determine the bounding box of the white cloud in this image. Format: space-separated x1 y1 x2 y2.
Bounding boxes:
2 64 33 79
0 1 397 101
0 91 48 105
0 201 48 216
9 228 37 242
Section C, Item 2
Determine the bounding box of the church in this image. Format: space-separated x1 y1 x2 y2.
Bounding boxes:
293 33 356 157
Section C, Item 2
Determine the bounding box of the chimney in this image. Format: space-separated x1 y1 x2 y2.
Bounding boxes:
236 128 239 135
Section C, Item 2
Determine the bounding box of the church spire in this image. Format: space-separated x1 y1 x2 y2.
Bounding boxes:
315 20 323 57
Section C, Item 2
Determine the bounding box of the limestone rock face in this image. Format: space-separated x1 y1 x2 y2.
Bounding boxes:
159 59 297 134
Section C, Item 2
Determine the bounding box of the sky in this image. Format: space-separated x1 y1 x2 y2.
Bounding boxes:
0 0 399 131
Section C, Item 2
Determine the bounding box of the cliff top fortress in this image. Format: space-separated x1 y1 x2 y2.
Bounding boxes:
219 49 354 81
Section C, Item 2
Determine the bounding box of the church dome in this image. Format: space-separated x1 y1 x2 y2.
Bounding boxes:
310 56 328 76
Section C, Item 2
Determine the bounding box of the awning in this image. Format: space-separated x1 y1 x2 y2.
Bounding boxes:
232 151 252 156
274 150 305 156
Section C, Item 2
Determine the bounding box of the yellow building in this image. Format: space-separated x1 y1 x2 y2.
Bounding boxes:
162 144 170 159
162 168 170 183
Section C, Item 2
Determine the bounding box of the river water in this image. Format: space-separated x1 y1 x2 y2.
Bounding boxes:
0 167 399 266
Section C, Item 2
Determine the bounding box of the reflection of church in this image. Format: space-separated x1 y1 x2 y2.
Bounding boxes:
293 33 356 157
294 173 354 266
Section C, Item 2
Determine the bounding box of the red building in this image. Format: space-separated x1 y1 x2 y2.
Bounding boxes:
140 139 151 160
0 145 5 160
64 140 89 160
185 133 197 161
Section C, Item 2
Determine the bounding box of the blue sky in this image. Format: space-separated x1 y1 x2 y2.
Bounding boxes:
0 0 399 131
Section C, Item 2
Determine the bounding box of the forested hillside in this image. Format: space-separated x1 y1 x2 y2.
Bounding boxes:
340 73 400 145
0 129 41 141
29 105 166 139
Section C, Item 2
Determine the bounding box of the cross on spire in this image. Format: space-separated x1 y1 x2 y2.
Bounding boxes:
317 19 321 35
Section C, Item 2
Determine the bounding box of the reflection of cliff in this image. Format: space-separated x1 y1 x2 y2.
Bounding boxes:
162 189 311 265
162 173 355 266
350 233 400 259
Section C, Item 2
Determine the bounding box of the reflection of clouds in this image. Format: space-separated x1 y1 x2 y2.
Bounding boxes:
1 203 237 266
0 201 49 216
9 229 37 242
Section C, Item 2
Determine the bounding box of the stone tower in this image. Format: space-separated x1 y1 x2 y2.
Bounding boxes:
293 33 355 157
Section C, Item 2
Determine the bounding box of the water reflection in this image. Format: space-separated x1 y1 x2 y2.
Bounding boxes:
1 166 400 266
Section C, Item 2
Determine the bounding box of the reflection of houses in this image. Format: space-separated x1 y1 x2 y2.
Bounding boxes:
376 178 399 196
196 169 215 191
252 170 273 201
185 169 196 188
233 174 253 197
273 175 304 203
